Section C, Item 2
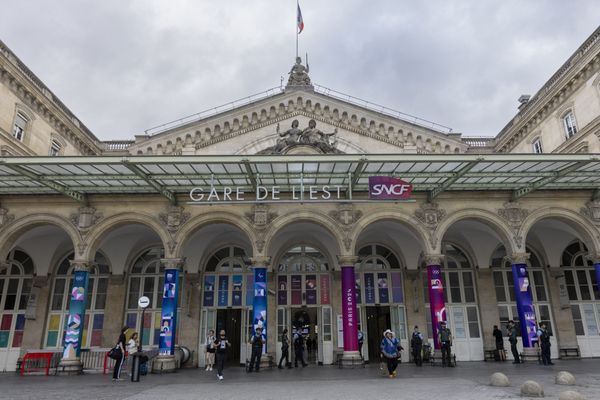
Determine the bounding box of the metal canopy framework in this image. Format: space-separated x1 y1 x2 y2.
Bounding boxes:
0 154 599 203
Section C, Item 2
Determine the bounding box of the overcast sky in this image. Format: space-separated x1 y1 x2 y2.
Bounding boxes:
2 1 598 140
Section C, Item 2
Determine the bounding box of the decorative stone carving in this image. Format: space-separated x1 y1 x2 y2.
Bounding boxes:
580 200 600 224
69 206 102 232
506 252 530 265
423 254 445 266
497 202 529 248
160 258 185 270
585 253 600 265
245 204 277 227
414 202 446 247
0 207 15 227
337 255 358 266
69 259 90 272
286 56 312 88
342 236 352 252
159 206 190 233
250 256 271 268
259 119 341 155
329 203 362 226
255 239 265 253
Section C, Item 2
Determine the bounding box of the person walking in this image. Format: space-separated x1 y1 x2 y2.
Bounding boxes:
493 325 505 361
214 329 231 380
278 328 292 369
293 328 307 367
507 320 521 364
112 326 128 381
438 321 453 367
410 325 423 366
380 329 402 378
205 329 216 371
537 322 553 365
125 331 138 375
248 327 264 372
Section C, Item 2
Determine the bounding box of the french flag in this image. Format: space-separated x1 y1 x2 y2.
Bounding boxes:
297 3 304 34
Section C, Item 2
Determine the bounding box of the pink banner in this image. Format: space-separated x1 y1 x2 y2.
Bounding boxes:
341 266 358 352
320 274 330 304
427 265 446 350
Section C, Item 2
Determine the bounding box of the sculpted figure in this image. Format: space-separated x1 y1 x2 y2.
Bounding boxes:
300 119 337 150
287 57 311 86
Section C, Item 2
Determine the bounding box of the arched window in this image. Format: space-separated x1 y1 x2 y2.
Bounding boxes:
276 245 330 306
490 245 552 337
45 252 109 349
202 246 252 308
49 139 62 156
0 249 34 350
12 112 28 142
125 247 172 347
277 245 328 273
563 111 577 139
561 240 599 344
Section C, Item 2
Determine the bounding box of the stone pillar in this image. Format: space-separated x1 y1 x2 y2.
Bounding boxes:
21 276 51 350
59 259 91 375
250 256 271 367
152 258 183 373
547 266 578 354
337 255 362 366
176 273 201 368
475 268 501 350
424 254 445 350
101 274 126 348
508 253 538 362
404 269 428 341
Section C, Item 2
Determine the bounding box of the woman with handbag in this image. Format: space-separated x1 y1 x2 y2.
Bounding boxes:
205 329 216 371
112 326 128 381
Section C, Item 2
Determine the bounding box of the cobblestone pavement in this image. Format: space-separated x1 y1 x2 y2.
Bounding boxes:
1 359 599 400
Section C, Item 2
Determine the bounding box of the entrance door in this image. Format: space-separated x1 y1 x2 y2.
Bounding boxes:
291 307 318 364
366 306 390 362
216 309 242 365
199 309 216 368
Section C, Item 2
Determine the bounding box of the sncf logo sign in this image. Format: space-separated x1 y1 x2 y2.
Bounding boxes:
368 176 413 200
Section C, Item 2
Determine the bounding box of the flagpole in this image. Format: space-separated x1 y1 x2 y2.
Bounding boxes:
296 0 299 59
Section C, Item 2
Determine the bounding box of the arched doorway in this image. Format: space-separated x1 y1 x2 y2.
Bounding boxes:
423 243 483 361
562 240 600 356
276 244 333 365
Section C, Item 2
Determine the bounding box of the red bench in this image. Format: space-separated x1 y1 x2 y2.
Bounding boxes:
21 351 55 376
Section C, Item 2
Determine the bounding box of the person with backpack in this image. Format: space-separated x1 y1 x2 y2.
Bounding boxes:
410 325 423 366
537 322 553 365
248 327 265 372
380 329 402 378
507 320 521 364
293 328 307 367
278 328 292 369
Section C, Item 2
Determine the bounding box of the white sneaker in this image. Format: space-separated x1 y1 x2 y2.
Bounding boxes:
218 375 223 380
209 366 212 371
205 366 209 371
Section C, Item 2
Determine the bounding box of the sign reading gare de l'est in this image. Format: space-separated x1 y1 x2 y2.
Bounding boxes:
188 176 413 204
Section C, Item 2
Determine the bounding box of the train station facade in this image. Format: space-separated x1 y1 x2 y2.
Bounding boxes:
1 27 600 372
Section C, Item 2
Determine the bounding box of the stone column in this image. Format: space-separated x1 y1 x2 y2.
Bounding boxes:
152 258 184 373
250 256 271 367
508 253 538 362
176 273 200 368
404 269 428 341
21 276 51 350
424 254 445 350
475 268 501 350
101 274 126 348
59 259 91 375
337 255 362 366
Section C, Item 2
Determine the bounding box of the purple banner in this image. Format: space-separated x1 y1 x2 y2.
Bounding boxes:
368 176 413 200
320 274 330 304
391 272 403 303
378 273 389 303
341 266 359 352
595 263 600 296
291 275 302 305
512 264 538 347
427 265 446 350
159 269 179 355
306 275 317 304
278 275 288 305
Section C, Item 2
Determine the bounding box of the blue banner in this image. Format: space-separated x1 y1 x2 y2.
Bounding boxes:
232 275 243 306
252 267 267 351
218 275 229 307
63 269 89 359
203 275 215 307
511 264 537 348
364 273 375 304
159 269 179 356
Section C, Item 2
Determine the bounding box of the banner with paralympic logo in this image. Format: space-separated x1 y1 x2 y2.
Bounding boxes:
159 269 179 355
63 269 89 359
512 264 538 348
427 265 446 350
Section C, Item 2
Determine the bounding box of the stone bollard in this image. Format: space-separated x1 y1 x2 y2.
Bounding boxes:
489 372 510 387
556 371 576 386
521 380 544 397
558 390 585 400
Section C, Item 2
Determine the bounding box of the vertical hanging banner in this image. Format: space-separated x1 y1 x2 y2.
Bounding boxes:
427 265 446 350
364 273 375 304
159 269 179 356
320 274 330 305
595 263 600 297
278 276 288 305
203 275 215 307
341 266 358 352
232 275 243 306
512 264 538 347
218 275 229 307
252 267 267 351
63 270 89 359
